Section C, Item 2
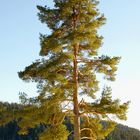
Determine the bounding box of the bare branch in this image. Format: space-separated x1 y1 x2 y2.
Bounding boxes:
81 137 96 140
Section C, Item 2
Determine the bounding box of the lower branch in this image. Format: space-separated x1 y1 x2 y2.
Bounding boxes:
81 137 96 140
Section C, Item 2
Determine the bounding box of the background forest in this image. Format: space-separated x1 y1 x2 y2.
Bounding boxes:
0 102 139 140
0 117 140 140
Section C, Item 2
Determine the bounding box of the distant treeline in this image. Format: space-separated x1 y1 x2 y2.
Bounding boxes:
0 120 140 140
105 124 140 140
0 102 140 140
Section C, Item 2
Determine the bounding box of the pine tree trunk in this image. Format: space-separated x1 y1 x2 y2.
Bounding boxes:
73 44 80 140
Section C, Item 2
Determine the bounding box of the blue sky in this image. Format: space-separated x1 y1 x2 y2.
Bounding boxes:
0 0 140 130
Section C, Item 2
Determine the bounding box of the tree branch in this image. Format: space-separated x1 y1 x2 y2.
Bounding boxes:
81 137 96 140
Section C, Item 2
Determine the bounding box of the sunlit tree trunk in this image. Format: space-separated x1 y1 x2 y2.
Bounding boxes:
73 44 80 140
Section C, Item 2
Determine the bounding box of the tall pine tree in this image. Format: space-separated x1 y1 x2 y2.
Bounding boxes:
0 0 129 140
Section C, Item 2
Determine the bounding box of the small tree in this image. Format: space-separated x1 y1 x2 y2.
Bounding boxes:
0 0 129 140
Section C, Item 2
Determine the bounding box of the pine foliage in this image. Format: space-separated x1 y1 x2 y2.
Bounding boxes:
0 0 129 139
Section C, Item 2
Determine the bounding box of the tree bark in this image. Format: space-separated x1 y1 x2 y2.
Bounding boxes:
72 5 80 139
73 44 80 140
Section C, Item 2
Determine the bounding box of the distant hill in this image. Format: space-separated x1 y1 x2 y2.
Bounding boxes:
0 102 139 140
0 121 140 140
105 124 140 140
